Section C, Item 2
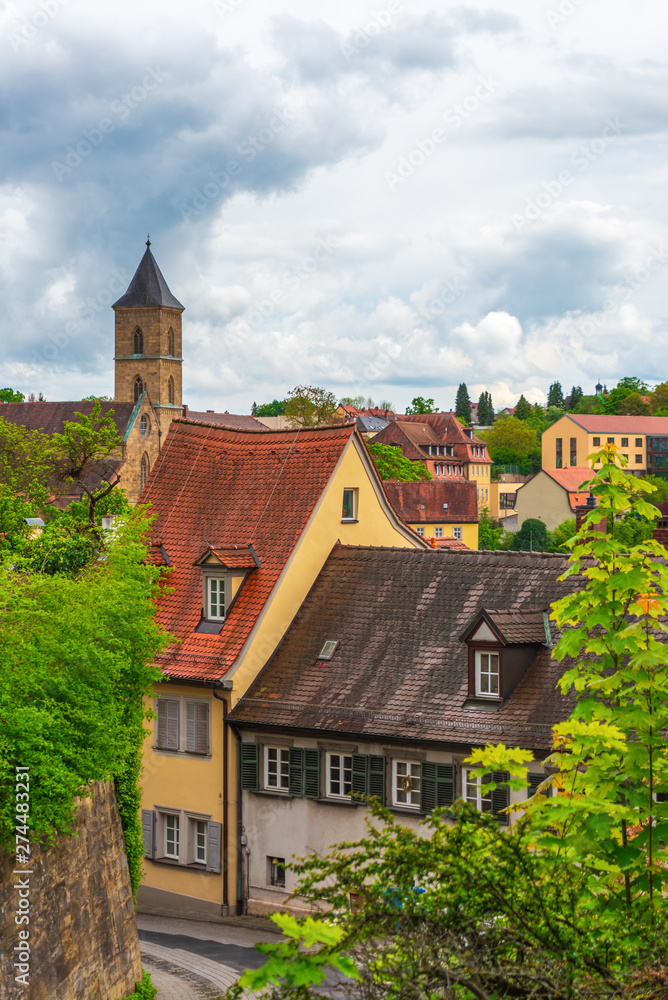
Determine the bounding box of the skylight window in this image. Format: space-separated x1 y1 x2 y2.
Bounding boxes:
318 641 338 660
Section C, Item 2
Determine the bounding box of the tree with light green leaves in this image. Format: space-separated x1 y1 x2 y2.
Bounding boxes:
405 396 436 415
284 385 340 427
368 442 432 481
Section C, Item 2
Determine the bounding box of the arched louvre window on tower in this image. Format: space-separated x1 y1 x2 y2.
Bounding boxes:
134 328 143 355
134 375 144 403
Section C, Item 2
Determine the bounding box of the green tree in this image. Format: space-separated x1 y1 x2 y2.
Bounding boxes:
547 381 564 408
620 391 650 415
650 382 668 414
81 394 113 401
514 394 532 421
454 384 470 423
0 387 25 403
617 376 649 394
254 399 287 416
479 417 541 474
567 385 583 410
477 390 494 425
511 517 550 551
0 417 54 494
284 386 339 427
550 517 577 552
478 507 502 549
545 405 565 427
368 443 432 481
405 396 436 415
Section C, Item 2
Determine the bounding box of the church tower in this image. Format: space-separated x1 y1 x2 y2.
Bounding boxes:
113 239 184 434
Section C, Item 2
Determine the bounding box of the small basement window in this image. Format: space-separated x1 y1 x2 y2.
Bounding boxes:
318 640 338 660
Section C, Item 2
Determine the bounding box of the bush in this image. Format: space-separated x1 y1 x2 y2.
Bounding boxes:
125 971 158 999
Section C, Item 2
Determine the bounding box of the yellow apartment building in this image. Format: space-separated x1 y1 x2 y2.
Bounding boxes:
543 415 668 476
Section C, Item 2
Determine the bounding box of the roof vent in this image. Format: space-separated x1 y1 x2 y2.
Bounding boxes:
318 640 338 660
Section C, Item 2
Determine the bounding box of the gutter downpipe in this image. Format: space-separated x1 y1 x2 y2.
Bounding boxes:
227 720 246 915
211 682 231 915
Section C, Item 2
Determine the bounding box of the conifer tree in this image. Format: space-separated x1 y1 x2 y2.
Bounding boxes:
567 385 583 410
547 381 564 409
477 391 494 425
455 383 471 423
514 394 532 421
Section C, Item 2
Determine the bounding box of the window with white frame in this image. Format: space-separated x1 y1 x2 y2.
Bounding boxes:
207 576 226 620
342 488 358 521
392 760 421 809
265 747 290 791
475 650 500 697
453 527 462 540
165 814 180 857
416 526 425 537
463 768 493 813
435 527 443 538
155 697 210 755
148 808 220 868
327 753 353 798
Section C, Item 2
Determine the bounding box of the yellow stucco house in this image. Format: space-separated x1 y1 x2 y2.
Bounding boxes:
382 478 479 548
137 418 425 917
543 414 668 476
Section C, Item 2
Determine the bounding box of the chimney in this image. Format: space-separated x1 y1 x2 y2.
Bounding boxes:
575 494 606 534
182 404 188 416
654 516 668 549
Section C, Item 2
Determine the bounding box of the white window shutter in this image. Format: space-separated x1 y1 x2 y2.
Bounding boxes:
206 821 222 872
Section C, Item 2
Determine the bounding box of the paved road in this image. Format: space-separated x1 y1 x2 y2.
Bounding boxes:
138 928 268 972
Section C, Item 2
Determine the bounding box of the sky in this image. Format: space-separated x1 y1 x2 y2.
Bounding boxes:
1 0 667 414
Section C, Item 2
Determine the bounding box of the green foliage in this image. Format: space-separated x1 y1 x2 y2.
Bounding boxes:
0 416 54 494
644 474 668 503
454 383 470 422
479 416 541 474
512 517 550 551
550 517 577 552
514 394 532 420
568 385 583 409
254 399 287 416
620 391 650 415
284 386 339 427
545 405 565 426
650 382 668 414
368 442 432 481
617 376 649 394
572 394 605 415
0 510 170 896
476 390 494 425
405 396 436 415
124 971 158 999
81 394 113 401
547 381 565 409
0 387 25 403
478 507 503 550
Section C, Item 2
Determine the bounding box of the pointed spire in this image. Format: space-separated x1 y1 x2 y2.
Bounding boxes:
112 242 184 310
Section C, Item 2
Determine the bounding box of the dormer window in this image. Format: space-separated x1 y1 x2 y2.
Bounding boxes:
476 651 499 698
194 544 260 634
461 608 550 706
207 577 226 620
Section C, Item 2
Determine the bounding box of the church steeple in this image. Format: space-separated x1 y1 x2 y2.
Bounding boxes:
113 241 184 429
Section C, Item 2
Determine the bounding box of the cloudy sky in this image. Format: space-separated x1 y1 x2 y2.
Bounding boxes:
1 0 667 413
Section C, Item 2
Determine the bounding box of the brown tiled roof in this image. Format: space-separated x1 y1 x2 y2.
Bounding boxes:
567 415 668 434
186 410 265 430
229 546 583 750
383 479 478 524
140 419 358 682
484 609 548 644
372 413 491 466
1 400 136 437
429 537 470 550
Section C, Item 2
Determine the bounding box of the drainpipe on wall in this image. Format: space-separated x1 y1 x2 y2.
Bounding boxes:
211 680 232 916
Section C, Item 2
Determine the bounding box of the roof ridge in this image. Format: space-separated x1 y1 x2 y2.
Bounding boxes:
173 417 356 435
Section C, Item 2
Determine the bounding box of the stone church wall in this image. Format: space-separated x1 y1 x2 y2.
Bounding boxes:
0 782 142 1000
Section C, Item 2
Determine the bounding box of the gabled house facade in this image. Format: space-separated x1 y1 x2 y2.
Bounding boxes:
137 419 426 918
371 413 492 510
515 467 593 531
382 478 479 548
228 546 581 915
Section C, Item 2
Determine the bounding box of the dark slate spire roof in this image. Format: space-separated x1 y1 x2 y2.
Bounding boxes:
112 242 184 310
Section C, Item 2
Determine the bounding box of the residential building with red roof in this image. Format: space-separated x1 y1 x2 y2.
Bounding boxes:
382 478 479 548
137 417 425 918
227 545 583 915
371 412 493 511
543 414 668 476
514 467 593 531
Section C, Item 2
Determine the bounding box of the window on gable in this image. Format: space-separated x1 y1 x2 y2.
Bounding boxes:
206 577 226 620
140 414 149 437
342 488 358 521
327 753 353 798
392 760 421 809
475 650 500 697
265 747 290 790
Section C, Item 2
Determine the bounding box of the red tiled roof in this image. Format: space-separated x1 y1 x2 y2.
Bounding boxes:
428 537 470 550
567 415 668 434
186 410 265 430
543 467 592 493
196 545 260 570
383 479 478 524
373 413 491 466
140 419 357 682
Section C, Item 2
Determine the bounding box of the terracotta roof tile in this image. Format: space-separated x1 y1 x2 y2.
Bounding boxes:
383 479 478 523
568 415 668 434
543 467 593 492
186 410 266 430
229 547 583 750
140 419 357 682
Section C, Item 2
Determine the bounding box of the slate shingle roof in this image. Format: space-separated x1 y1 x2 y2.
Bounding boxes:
229 546 583 750
112 246 184 310
383 479 478 524
140 419 358 682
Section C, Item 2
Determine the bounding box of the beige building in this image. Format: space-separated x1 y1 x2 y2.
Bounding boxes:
515 467 592 531
542 414 668 476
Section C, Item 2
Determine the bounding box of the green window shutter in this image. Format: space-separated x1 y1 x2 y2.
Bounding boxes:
492 770 510 825
351 754 368 796
368 756 386 803
435 764 455 807
304 749 321 799
241 743 259 790
421 761 436 813
289 747 305 797
527 772 545 798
